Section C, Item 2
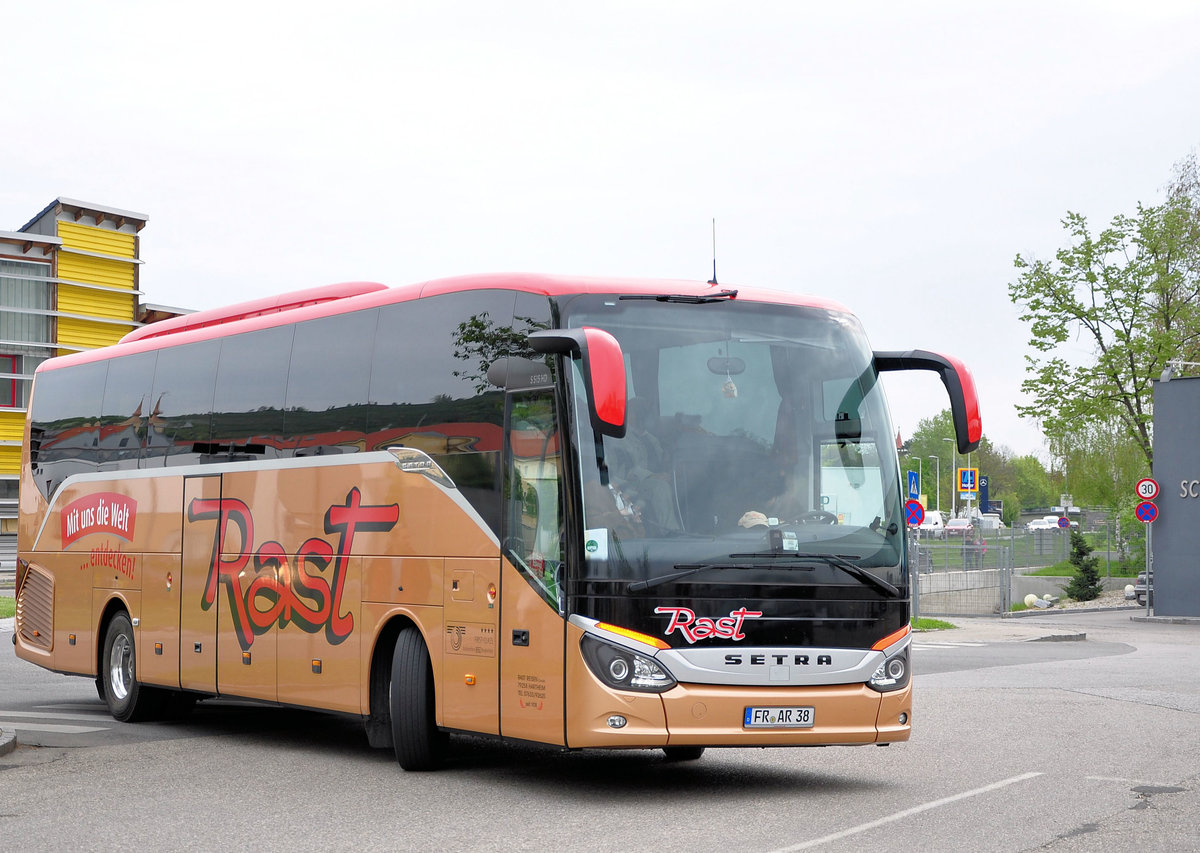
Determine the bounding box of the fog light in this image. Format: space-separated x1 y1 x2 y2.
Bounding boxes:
898 712 908 725
607 715 627 729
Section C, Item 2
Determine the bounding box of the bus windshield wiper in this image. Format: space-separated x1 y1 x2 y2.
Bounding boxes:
727 551 902 598
805 554 901 598
619 290 738 305
627 563 751 592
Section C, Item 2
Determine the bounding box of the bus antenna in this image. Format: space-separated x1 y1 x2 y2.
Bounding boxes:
708 218 718 285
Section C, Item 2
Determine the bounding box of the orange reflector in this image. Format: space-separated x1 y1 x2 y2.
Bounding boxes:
464 674 476 686
242 652 252 665
872 624 911 651
154 643 163 655
311 659 322 674
69 634 77 645
596 621 671 650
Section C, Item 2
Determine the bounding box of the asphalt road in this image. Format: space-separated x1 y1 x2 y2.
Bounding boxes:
2 609 1198 852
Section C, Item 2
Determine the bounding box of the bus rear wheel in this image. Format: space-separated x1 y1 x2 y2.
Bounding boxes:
101 612 162 722
390 626 446 771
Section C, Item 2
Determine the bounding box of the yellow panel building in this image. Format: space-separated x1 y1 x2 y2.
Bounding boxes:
1 198 185 568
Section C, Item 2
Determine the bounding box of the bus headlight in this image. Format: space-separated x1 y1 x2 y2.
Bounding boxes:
868 648 910 693
581 635 676 693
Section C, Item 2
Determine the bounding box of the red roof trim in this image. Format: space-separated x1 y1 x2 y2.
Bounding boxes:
36 273 852 373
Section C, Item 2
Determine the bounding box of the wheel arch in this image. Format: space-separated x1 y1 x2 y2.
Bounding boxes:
365 613 424 749
94 594 133 679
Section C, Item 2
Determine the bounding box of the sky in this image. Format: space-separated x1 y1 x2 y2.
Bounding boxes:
4 0 1200 461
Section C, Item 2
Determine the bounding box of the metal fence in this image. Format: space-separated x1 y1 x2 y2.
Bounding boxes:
909 521 1134 616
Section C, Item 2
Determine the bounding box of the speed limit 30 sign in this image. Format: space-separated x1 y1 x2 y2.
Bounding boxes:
1136 478 1159 501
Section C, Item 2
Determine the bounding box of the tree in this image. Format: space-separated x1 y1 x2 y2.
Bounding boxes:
1063 530 1103 602
1010 155 1200 469
903 409 1051 522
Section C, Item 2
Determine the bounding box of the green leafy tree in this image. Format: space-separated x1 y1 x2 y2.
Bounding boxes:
1009 454 1056 513
1010 154 1200 469
1064 529 1103 601
904 409 1053 521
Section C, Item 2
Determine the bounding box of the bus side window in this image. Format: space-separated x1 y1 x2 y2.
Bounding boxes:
98 351 157 472
29 360 108 498
284 309 378 457
368 291 520 536
212 325 295 461
503 390 565 610
146 339 220 468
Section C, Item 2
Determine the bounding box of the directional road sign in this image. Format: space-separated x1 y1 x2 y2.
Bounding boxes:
1135 500 1158 524
904 499 925 527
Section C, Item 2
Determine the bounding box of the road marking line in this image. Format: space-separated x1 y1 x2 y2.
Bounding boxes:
770 772 1043 852
913 642 987 649
0 710 113 721
1086 775 1155 786
1 722 109 734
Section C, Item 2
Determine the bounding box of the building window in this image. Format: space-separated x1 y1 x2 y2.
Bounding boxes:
1 355 15 407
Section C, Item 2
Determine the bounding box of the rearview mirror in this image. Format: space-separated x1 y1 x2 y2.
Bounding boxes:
874 349 981 453
528 327 627 438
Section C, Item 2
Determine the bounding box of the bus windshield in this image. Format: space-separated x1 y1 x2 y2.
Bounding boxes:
562 294 903 590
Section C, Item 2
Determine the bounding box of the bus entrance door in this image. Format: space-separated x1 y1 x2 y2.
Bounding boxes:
180 475 219 694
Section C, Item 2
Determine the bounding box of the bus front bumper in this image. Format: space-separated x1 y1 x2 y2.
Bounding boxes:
567 680 911 749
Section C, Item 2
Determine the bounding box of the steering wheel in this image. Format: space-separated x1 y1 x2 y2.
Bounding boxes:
798 510 838 525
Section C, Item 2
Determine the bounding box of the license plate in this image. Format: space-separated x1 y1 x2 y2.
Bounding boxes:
743 706 815 728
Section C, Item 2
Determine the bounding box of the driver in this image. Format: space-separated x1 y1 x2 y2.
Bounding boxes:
606 398 681 532
738 469 819 527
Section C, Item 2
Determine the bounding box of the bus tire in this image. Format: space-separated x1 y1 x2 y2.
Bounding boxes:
662 745 705 761
101 612 162 723
390 626 445 770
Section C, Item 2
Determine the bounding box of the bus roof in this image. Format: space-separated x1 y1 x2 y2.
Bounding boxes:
38 273 853 373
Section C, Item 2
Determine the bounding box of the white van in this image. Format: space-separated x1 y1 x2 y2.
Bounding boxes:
918 509 945 538
976 513 1005 531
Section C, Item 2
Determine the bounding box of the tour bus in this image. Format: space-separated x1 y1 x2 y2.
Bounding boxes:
13 273 980 769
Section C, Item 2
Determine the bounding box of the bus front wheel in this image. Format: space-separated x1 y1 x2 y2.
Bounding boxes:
389 626 446 770
101 612 162 722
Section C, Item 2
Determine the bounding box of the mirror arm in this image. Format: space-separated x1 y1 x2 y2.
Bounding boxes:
529 328 627 438
874 349 982 453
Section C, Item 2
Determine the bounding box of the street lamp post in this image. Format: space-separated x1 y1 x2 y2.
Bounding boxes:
943 437 957 518
929 455 941 514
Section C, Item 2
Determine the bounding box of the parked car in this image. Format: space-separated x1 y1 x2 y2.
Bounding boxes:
1026 516 1062 532
1127 571 1153 606
918 510 945 538
944 518 973 538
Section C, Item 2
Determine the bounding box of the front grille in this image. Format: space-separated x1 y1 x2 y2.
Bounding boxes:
17 564 54 650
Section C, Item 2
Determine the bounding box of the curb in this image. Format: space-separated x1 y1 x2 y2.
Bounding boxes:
1002 605 1140 619
0 727 17 757
1028 632 1087 642
1131 614 1200 625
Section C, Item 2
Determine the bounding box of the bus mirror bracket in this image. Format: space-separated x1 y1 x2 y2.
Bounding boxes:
529 327 627 438
873 349 982 454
